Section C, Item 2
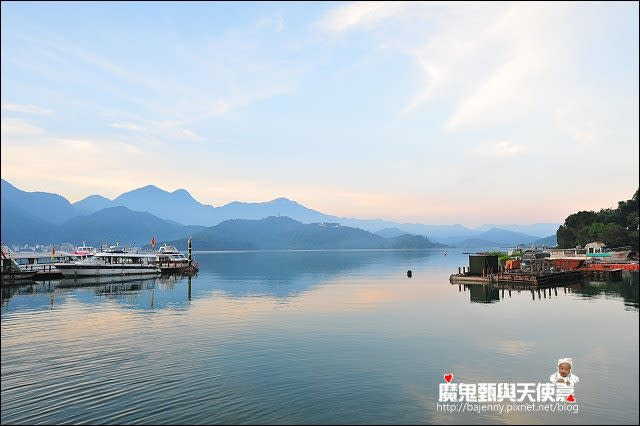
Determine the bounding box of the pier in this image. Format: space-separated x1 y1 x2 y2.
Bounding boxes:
450 253 625 287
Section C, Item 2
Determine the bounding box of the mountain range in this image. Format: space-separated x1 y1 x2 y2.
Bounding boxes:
160 216 446 251
1 178 559 247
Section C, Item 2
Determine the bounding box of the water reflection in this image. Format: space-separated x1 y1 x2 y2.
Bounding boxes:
198 250 440 298
1 250 638 424
457 272 639 309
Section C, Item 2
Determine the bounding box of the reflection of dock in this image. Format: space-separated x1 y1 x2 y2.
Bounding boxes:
450 269 622 286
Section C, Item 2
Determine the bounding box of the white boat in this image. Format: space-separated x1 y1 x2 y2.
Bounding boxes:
73 242 97 259
156 244 190 270
9 250 76 275
54 245 160 277
1 256 38 282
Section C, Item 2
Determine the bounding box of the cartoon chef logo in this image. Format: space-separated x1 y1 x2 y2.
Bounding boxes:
550 357 579 386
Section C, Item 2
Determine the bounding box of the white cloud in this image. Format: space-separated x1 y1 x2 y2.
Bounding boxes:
318 2 580 133
256 15 284 33
110 122 146 132
471 140 525 158
1 118 44 136
445 46 548 129
319 1 409 32
1 103 53 115
489 140 525 157
181 129 205 142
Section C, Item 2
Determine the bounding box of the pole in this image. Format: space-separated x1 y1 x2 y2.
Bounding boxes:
188 237 192 268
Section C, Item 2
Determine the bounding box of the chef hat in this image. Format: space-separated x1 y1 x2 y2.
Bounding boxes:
558 357 572 366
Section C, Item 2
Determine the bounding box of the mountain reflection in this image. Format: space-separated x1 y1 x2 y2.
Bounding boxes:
1 250 440 313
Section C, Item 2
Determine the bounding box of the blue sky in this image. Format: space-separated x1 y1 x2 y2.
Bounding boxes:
1 2 638 226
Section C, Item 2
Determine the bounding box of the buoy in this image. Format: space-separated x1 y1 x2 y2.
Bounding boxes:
407 270 412 278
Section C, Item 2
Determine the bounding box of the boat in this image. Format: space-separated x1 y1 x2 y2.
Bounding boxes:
73 242 97 259
156 244 190 270
54 245 160 277
154 244 199 274
3 246 74 278
1 254 38 282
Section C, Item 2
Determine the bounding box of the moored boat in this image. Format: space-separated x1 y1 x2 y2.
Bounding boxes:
155 244 190 272
54 245 160 277
1 256 38 283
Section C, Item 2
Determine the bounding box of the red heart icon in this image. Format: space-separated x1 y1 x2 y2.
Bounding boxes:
444 374 453 383
566 394 575 402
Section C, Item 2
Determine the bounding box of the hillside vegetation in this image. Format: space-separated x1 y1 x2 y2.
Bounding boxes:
556 189 639 250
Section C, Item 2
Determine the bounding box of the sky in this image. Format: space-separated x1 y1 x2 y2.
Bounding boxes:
1 1 638 226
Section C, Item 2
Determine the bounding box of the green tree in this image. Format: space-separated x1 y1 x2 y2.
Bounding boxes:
556 188 639 249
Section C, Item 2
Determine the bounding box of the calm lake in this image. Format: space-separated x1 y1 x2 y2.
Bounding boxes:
1 250 638 424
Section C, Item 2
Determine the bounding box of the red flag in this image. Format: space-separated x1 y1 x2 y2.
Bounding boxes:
151 237 155 248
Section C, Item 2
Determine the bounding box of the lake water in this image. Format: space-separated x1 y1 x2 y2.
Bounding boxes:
1 250 638 424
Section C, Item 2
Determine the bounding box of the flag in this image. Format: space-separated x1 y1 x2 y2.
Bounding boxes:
151 236 155 248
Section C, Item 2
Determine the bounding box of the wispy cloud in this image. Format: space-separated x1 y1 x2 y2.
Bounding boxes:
319 3 575 131
1 117 44 136
1 103 53 115
110 122 146 132
319 1 409 32
256 14 284 33
485 140 525 157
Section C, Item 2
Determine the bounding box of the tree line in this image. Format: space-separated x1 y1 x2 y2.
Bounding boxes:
556 189 639 250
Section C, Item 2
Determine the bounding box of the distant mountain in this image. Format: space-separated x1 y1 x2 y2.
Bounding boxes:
474 223 561 238
453 238 504 249
1 179 79 225
215 197 334 224
375 227 410 238
57 206 203 247
0 202 56 244
160 216 445 250
73 195 114 214
112 185 217 226
444 228 539 247
533 234 557 247
1 202 199 246
386 234 447 249
1 177 560 247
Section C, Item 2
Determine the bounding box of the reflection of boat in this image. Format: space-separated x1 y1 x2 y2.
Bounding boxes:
56 273 159 288
54 245 160 277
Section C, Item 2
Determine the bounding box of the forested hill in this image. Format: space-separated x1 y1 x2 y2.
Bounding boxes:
556 189 639 250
